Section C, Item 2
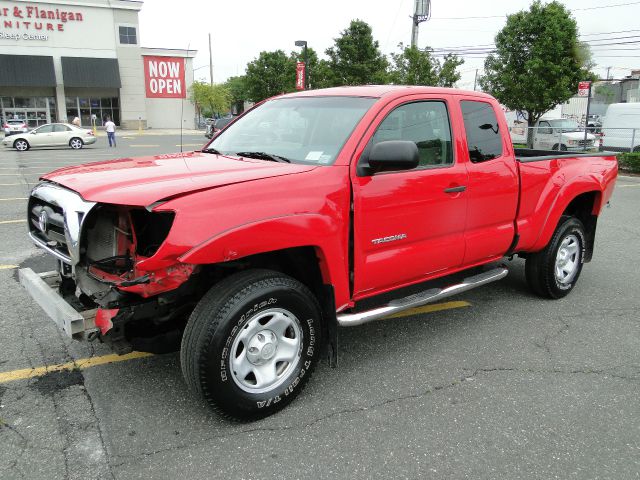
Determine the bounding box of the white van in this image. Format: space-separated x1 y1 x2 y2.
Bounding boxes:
601 103 640 152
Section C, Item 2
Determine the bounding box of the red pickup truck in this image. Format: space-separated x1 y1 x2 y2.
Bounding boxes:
20 86 617 420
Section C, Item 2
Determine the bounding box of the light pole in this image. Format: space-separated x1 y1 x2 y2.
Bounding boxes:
295 40 308 89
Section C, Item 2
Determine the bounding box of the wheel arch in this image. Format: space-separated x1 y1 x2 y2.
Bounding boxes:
532 188 602 260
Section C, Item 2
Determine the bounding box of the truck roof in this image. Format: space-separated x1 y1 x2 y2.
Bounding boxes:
279 85 495 101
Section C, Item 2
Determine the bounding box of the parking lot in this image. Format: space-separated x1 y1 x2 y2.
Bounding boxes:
0 135 639 479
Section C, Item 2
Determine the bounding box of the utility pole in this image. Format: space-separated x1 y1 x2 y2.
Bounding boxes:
606 66 611 80
411 0 431 48
473 69 478 91
208 33 214 86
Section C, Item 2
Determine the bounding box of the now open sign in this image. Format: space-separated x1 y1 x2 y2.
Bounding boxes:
143 56 186 99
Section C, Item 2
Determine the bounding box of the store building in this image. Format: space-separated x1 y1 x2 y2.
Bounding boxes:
0 0 196 129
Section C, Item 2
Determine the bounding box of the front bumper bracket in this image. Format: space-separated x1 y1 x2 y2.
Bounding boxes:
19 268 97 339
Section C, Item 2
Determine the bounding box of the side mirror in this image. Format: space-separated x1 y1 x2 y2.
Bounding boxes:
367 140 419 172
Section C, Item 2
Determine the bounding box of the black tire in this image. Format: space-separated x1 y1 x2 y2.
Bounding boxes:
525 216 586 299
69 137 84 149
14 139 29 151
181 269 322 420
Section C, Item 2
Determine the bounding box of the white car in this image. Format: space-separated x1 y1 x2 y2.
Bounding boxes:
532 119 596 151
2 123 97 151
3 119 29 136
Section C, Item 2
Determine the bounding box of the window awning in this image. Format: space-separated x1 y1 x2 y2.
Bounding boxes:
61 57 121 88
0 55 56 87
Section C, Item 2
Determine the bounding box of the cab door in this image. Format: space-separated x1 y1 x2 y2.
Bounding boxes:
30 124 55 146
533 121 553 149
52 124 72 145
458 99 519 266
351 97 469 298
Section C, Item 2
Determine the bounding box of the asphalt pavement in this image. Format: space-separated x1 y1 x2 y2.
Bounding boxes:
0 137 638 479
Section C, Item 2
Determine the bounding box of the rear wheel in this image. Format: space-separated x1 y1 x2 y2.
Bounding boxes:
181 269 322 420
69 137 84 150
14 139 29 151
525 216 586 299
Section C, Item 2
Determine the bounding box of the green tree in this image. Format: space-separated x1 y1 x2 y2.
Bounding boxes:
480 1 594 146
224 75 249 113
325 19 388 86
289 47 335 89
389 44 464 87
189 81 231 118
245 50 296 102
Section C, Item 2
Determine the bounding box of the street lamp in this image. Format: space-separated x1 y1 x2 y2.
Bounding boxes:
295 40 308 89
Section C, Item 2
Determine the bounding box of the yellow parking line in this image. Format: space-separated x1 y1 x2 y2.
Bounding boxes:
0 351 153 384
619 184 640 188
0 197 27 201
0 219 27 225
385 300 471 320
130 144 160 147
175 143 205 147
0 265 18 270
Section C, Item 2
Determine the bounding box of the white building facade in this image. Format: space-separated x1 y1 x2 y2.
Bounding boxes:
0 0 196 129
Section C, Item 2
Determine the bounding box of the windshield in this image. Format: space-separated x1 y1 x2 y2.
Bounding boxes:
206 96 377 165
549 119 580 132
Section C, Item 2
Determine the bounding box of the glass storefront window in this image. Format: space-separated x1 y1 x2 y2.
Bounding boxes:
79 98 90 108
101 98 111 108
1 96 56 127
15 98 35 108
90 98 100 108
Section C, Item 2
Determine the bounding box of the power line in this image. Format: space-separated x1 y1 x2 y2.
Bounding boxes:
429 1 640 21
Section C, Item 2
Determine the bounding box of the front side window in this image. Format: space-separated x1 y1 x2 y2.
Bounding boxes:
369 101 453 168
461 100 503 163
35 124 54 133
119 26 137 45
208 96 376 165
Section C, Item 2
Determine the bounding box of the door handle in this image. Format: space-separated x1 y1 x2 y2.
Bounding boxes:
444 185 467 193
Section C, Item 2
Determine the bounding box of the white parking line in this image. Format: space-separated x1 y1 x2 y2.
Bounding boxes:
0 198 27 201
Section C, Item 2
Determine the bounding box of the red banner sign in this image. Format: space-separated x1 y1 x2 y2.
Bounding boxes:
143 56 186 99
578 81 591 97
295 62 305 91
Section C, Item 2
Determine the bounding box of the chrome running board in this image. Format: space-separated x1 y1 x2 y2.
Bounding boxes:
337 267 508 327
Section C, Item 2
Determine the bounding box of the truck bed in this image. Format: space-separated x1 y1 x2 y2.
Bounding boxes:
514 148 615 162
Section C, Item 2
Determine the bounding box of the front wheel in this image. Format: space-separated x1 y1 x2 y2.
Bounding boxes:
69 137 84 149
181 269 322 420
525 216 586 299
14 139 29 151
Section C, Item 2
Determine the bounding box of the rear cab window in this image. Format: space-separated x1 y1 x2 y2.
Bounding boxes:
460 100 503 163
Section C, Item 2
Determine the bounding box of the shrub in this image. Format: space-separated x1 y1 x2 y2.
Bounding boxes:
617 152 640 173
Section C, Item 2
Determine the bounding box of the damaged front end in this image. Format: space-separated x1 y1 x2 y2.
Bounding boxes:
23 182 201 353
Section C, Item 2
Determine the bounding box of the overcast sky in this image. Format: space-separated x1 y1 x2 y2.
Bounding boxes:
138 0 640 89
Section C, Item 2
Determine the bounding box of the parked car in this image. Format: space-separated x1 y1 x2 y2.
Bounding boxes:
19 86 617 420
2 123 96 151
601 103 640 152
532 118 597 151
205 116 234 138
2 119 29 136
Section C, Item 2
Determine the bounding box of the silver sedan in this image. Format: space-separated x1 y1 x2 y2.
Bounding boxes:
2 123 97 151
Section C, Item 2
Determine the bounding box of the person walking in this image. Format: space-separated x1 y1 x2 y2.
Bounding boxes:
105 117 116 147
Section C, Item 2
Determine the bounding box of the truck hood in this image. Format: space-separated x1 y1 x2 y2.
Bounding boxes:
41 151 317 206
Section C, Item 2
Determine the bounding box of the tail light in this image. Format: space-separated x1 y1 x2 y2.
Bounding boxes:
20 123 27 129
87 130 95 136
2 124 8 129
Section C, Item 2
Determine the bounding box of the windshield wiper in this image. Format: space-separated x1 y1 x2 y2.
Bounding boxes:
235 151 291 163
201 147 222 154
